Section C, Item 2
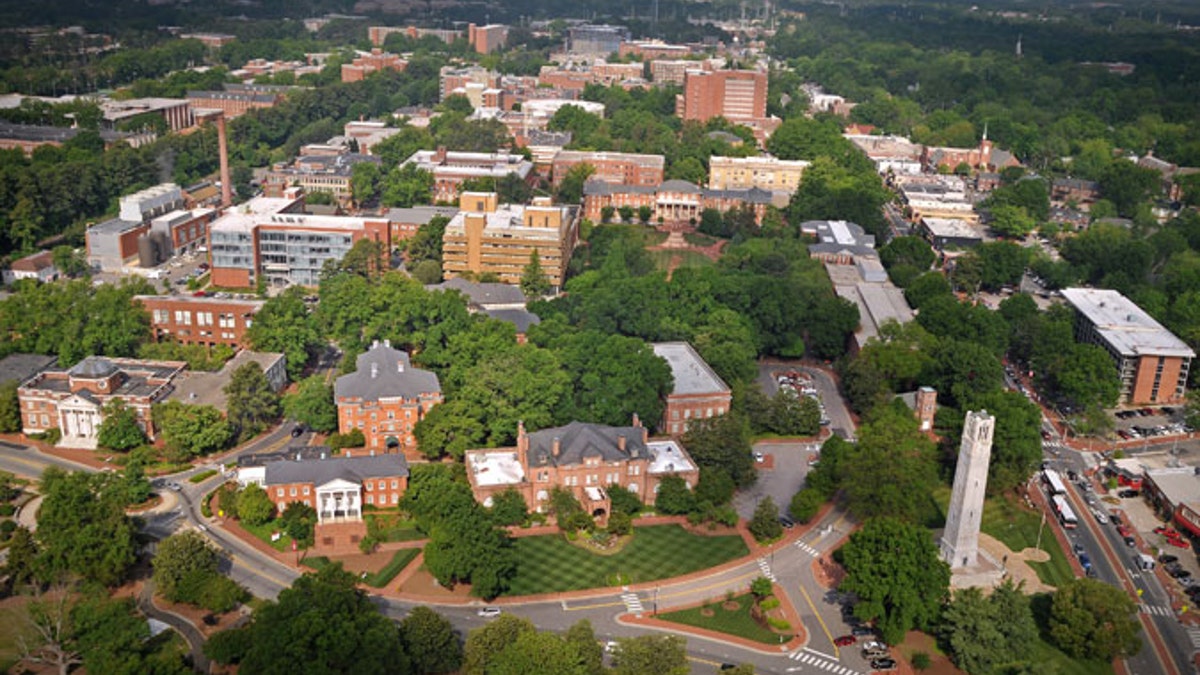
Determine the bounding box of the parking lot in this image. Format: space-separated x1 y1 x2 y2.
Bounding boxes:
1112 406 1194 441
1105 487 1199 599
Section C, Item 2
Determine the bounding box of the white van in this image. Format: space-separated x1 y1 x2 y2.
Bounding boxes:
1135 553 1155 571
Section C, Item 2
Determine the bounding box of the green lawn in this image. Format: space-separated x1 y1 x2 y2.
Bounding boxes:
931 487 1075 588
366 512 425 542
1028 635 1114 675
648 249 715 271
239 519 293 552
366 548 421 588
658 593 791 644
502 525 748 597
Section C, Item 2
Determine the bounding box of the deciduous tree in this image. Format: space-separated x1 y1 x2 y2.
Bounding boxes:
399 606 462 675
282 376 337 433
224 362 282 441
838 517 950 645
1049 578 1141 661
96 399 145 451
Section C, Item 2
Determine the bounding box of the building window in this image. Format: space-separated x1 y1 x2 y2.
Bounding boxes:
303 486 310 496
276 488 284 497
391 480 398 489
366 495 374 505
174 310 191 325
290 487 297 496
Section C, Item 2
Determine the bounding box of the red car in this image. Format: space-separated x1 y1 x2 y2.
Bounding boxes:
1166 536 1190 549
834 635 856 647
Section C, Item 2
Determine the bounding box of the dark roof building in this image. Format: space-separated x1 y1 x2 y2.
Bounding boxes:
0 353 56 387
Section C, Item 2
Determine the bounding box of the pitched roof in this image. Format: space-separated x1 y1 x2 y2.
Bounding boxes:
68 356 118 379
481 308 542 332
0 353 56 386
334 341 441 402
427 278 526 306
263 453 409 486
526 421 647 467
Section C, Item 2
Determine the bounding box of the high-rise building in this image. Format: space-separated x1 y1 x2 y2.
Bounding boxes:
676 69 767 123
941 410 995 569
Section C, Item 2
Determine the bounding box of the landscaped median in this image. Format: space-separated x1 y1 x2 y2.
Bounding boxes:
622 580 806 654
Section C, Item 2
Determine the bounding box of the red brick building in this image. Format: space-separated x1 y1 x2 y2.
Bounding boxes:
341 49 408 82
136 295 264 348
551 151 664 188
465 419 700 522
237 450 410 519
334 341 443 456
677 69 767 123
651 342 732 436
18 356 184 449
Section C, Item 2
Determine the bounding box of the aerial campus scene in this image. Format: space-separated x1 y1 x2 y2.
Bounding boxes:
0 0 1199 673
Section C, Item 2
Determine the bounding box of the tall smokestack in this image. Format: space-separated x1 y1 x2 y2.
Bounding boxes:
216 113 232 207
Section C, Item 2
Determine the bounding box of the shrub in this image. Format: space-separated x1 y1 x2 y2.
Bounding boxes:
201 495 213 518
766 617 791 630
190 469 219 484
359 534 379 554
759 597 780 611
31 428 61 444
790 487 825 524
328 428 365 451
0 519 16 535
607 511 632 536
912 652 931 670
0 503 15 517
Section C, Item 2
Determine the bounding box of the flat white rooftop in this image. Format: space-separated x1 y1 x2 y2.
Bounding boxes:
647 440 697 475
651 342 729 396
466 449 525 487
923 217 982 239
1062 288 1195 358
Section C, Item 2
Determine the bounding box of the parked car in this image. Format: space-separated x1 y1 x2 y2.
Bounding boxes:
851 625 875 638
778 515 795 529
1118 489 1140 498
1110 513 1124 526
834 635 856 647
291 425 305 437
1159 554 1179 564
476 607 501 618
870 658 897 671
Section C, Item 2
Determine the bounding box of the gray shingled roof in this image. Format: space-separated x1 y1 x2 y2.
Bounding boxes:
69 356 118 379
482 308 542 332
427 278 526 307
263 454 409 487
527 421 646 467
0 353 56 386
659 179 702 193
334 342 441 402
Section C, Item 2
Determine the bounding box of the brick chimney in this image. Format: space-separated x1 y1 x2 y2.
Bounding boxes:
216 113 232 207
617 434 627 452
552 437 561 457
916 386 937 432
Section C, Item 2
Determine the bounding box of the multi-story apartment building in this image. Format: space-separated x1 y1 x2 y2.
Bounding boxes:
566 24 630 55
465 418 699 521
468 23 509 54
208 195 390 288
441 192 579 291
334 341 443 455
708 155 810 195
551 150 664 188
136 295 264 348
677 69 767 123
401 149 534 203
1061 288 1194 404
651 342 732 436
341 49 408 82
369 25 462 47
18 356 185 448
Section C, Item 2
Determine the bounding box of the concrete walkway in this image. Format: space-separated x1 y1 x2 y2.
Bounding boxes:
137 578 212 674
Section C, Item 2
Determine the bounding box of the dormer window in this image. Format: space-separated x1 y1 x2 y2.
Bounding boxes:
98 380 107 390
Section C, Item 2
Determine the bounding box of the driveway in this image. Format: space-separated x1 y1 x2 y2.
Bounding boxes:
756 362 855 441
734 442 820 520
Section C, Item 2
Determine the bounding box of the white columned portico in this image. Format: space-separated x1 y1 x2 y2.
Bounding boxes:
57 395 102 448
315 478 363 523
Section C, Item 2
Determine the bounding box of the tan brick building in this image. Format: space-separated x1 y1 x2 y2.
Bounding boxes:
341 49 408 82
465 419 700 521
441 192 579 291
708 155 810 195
334 341 443 455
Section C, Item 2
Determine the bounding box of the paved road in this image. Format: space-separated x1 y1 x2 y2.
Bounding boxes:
734 442 820 521
0 440 96 479
138 578 212 674
1044 435 1189 675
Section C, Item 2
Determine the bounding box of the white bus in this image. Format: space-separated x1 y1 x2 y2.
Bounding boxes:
1052 495 1078 529
1042 469 1068 496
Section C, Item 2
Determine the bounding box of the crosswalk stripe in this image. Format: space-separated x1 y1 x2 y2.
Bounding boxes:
1187 628 1200 648
784 650 863 675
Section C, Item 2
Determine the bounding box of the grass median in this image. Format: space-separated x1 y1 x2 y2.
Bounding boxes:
658 593 792 645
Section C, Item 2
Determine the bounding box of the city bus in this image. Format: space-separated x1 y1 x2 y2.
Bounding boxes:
1052 494 1078 529
1042 468 1068 496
